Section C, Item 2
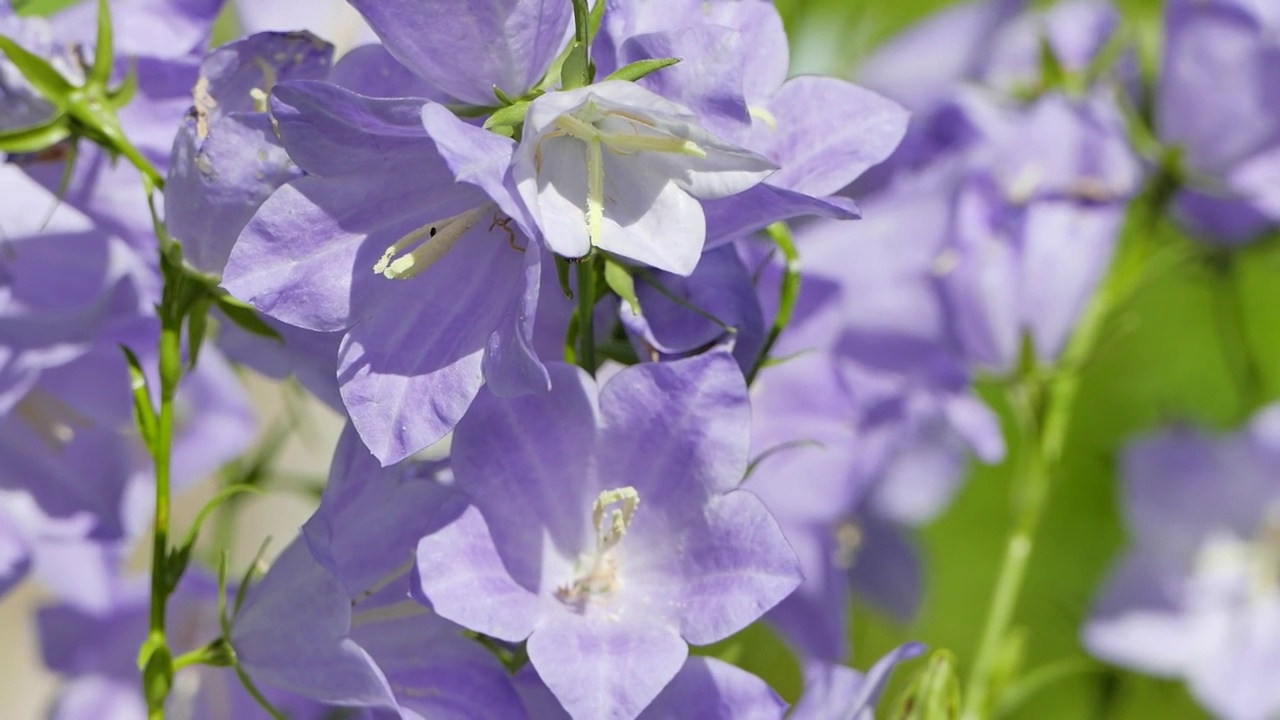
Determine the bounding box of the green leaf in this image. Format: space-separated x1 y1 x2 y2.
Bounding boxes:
233 538 272 619
214 294 282 342
603 257 640 315
586 0 605 44
186 296 211 370
120 345 158 453
604 57 681 83
0 35 73 109
891 650 961 720
483 100 530 132
88 0 113 88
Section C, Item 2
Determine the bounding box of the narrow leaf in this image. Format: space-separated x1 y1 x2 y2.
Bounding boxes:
604 57 681 84
214 295 282 342
0 35 74 108
88 0 113 88
120 345 158 452
603 257 640 315
0 115 69 153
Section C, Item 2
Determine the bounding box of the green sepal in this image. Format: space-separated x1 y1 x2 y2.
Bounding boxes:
233 538 272 619
233 662 287 720
562 41 589 90
87 0 113 88
0 114 70 153
0 34 73 109
107 62 138 109
214 294 282 342
492 85 516 106
604 57 681 84
483 100 530 133
186 296 211 370
120 345 158 453
891 650 961 720
603 257 640 315
554 255 575 300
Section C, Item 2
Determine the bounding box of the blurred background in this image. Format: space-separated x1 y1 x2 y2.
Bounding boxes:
3 0 1273 718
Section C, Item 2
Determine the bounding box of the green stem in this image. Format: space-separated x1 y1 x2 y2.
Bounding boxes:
746 222 800 386
959 177 1171 718
144 321 182 719
576 258 597 373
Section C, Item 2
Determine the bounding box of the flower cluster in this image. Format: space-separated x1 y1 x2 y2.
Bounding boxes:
2 0 1279 718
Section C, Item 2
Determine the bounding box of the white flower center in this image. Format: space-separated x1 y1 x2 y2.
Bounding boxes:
1192 507 1280 606
537 100 707 248
556 487 641 604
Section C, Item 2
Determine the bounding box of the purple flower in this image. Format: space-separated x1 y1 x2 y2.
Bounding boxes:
1157 0 1280 244
222 80 547 465
345 0 571 105
789 643 925 720
596 0 908 243
413 353 801 719
513 655 788 719
232 425 528 717
1084 404 1280 720
512 80 775 275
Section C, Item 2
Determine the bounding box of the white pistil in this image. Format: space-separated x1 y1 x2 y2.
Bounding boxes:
557 487 641 603
373 205 492 280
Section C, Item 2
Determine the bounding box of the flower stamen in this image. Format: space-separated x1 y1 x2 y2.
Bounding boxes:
373 204 493 280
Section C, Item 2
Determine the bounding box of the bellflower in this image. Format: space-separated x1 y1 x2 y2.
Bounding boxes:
222 80 546 465
513 656 788 719
414 353 801 719
232 425 528 717
789 643 925 720
596 0 909 243
1084 404 1280 720
512 80 775 275
1157 0 1280 244
741 166 1005 660
345 0 571 105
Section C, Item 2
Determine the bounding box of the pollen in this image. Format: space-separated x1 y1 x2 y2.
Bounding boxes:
556 487 641 605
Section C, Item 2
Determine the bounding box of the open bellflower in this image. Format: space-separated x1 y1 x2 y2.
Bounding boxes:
513 80 775 275
413 352 801 719
1084 404 1280 720
1157 0 1280 244
232 426 527 718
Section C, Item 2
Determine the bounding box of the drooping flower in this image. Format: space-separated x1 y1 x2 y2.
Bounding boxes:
1084 404 1280 720
231 425 528 718
512 80 775 275
414 352 801 719
1156 0 1280 245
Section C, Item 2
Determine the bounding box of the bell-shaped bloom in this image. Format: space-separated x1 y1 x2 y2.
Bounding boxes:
223 80 547 465
345 0 571 105
38 564 342 720
789 643 925 720
414 353 801 719
232 425 528 718
1157 0 1280 244
741 164 1005 660
1084 404 1280 720
513 656 788 719
513 80 775 275
595 0 908 244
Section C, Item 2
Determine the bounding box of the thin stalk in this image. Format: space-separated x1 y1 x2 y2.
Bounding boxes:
576 258 597 373
145 321 182 719
746 222 800 386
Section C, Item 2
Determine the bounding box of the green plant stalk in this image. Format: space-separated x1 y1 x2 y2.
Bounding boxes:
145 320 182 719
959 178 1172 719
577 258 597 373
